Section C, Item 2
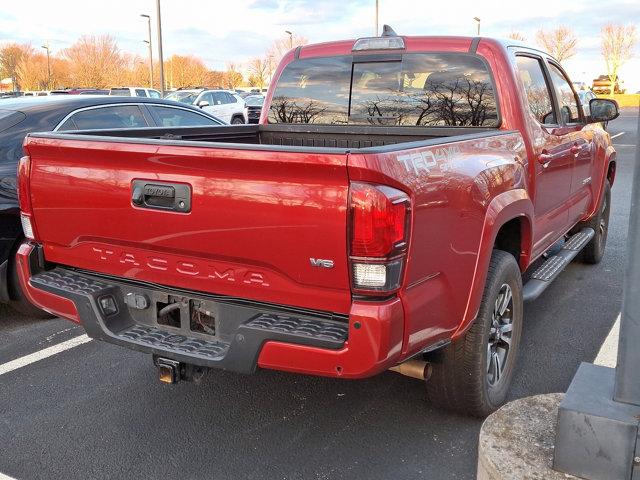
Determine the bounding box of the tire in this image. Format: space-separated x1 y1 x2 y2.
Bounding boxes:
8 250 53 319
580 180 611 264
231 116 244 125
425 250 523 417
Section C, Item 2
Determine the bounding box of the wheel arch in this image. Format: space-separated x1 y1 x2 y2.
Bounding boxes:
452 189 533 339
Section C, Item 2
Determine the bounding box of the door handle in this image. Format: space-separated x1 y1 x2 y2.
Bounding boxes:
131 180 191 213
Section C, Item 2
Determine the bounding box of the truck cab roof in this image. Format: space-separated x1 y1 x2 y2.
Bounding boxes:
290 35 551 61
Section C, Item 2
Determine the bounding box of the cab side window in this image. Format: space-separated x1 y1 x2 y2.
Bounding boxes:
58 105 149 130
516 56 556 125
547 63 580 124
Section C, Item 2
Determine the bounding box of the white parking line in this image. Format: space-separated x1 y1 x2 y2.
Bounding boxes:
0 472 18 480
0 334 91 377
594 314 620 368
610 132 625 139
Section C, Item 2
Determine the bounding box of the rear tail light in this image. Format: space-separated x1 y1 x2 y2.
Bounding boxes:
17 155 37 240
349 182 410 295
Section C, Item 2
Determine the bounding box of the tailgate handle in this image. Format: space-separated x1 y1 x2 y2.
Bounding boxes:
131 180 191 213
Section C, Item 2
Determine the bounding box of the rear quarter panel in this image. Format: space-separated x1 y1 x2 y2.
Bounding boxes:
348 132 530 357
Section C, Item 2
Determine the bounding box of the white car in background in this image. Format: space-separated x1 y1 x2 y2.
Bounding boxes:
110 87 162 98
165 89 247 124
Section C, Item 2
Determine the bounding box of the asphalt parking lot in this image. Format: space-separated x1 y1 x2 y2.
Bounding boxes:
0 109 637 480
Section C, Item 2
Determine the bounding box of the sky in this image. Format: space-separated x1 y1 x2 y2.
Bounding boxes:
1 0 639 89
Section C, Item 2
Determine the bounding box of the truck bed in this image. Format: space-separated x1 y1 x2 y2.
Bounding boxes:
44 123 499 152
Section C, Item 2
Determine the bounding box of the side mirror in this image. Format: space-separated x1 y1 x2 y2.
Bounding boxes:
589 98 619 123
197 100 210 108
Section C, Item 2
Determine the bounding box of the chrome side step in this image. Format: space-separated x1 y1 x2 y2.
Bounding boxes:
523 227 595 303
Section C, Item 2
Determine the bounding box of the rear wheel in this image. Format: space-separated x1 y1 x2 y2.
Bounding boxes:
580 180 611 264
425 250 523 417
231 116 244 125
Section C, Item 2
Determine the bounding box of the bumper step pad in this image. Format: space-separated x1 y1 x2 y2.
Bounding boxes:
523 227 595 302
119 324 229 360
245 313 348 345
29 267 348 373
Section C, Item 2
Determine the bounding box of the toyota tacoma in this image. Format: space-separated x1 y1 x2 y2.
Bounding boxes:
15 30 619 416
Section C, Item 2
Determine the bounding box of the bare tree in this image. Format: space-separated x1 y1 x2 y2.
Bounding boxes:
62 35 123 88
267 34 308 62
535 26 577 62
16 52 48 91
507 31 526 42
247 57 269 90
163 54 208 89
224 62 244 89
0 43 34 90
204 70 225 88
601 23 637 95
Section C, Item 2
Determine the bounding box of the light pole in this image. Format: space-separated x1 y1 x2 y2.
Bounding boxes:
473 16 481 36
375 0 379 36
140 14 154 89
156 0 165 96
285 30 293 49
41 43 51 90
267 54 274 85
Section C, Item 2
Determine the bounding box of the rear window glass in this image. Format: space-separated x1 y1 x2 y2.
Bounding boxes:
268 56 352 124
268 53 499 127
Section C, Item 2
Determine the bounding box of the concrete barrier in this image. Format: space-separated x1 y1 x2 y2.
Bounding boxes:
477 393 579 480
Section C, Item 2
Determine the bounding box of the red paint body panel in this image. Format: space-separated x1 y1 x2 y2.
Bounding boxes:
20 36 615 378
15 243 80 322
258 298 404 378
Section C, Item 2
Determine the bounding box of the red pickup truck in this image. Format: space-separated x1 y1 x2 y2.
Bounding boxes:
15 32 619 416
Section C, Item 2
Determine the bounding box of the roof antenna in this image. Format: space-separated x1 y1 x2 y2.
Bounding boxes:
381 25 397 37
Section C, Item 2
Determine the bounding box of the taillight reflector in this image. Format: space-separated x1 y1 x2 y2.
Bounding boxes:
20 214 35 240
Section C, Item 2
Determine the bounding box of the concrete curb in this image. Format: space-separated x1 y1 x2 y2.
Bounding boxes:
477 393 578 479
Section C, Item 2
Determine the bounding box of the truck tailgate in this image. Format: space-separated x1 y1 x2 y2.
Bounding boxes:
24 136 351 314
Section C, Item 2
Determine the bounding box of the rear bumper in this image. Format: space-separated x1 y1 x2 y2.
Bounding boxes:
16 243 403 378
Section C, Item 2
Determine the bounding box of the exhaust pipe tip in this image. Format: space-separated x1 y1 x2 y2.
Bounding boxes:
389 359 432 381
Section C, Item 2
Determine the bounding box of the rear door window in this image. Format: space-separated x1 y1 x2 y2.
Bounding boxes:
268 54 499 126
135 89 147 97
149 106 221 126
515 56 557 125
58 105 149 130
